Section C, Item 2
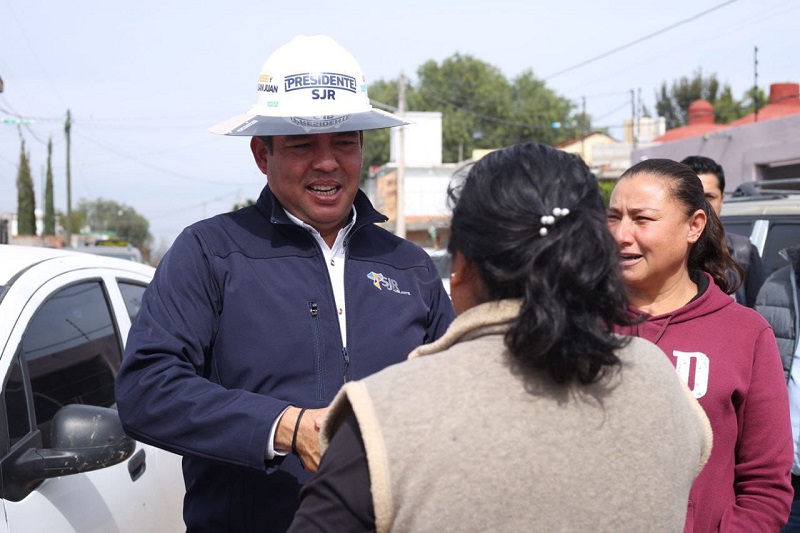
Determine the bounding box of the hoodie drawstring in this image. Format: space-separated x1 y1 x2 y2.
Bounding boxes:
651 315 673 345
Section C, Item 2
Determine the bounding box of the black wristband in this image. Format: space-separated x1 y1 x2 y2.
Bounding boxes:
291 407 307 457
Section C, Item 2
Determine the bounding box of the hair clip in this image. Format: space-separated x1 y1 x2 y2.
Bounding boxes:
539 207 570 236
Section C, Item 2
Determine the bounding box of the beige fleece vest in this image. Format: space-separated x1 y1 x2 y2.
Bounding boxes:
323 300 712 533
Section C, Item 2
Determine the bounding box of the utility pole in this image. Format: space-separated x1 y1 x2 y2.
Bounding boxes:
41 164 45 209
630 89 637 149
396 72 406 239
580 96 587 161
753 46 759 123
65 109 72 247
636 87 642 142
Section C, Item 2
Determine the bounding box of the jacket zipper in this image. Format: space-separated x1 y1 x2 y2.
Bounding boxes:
305 228 356 388
342 347 350 383
278 207 378 389
309 301 324 400
341 235 351 384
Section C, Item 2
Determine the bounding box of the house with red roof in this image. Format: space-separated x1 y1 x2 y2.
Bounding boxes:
729 83 800 126
632 82 800 192
652 99 728 143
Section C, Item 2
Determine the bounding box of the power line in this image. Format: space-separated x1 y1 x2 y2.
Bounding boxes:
74 130 252 186
593 100 633 122
0 107 64 123
79 115 217 123
148 191 240 221
544 0 741 80
0 99 50 145
580 91 631 100
4 1 66 108
555 0 794 100
380 86 629 134
0 154 17 167
418 87 578 131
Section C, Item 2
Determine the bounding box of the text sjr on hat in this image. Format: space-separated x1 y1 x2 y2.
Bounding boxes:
210 35 407 137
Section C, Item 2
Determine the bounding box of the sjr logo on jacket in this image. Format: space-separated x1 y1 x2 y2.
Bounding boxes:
672 350 710 399
367 271 410 295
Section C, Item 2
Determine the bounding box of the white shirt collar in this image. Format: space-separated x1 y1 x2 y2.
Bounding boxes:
283 206 357 253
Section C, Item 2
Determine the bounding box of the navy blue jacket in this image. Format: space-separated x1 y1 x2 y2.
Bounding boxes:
115 185 455 532
755 245 800 381
727 232 766 308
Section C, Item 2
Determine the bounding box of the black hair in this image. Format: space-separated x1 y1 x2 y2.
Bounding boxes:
258 136 274 153
447 143 634 385
619 158 742 294
680 155 726 192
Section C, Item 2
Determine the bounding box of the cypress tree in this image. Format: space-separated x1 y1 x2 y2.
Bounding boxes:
16 138 36 236
44 137 55 235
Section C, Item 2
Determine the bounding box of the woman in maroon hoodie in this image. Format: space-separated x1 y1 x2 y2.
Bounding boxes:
608 158 792 532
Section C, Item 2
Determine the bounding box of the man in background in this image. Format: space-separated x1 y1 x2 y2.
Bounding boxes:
682 155 765 307
756 246 800 531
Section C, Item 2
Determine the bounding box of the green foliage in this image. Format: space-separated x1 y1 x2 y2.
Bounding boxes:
713 86 742 124
597 180 616 207
656 69 723 129
44 138 56 236
509 70 577 145
361 127 390 182
16 138 36 236
655 69 764 128
58 207 85 236
72 198 153 260
365 54 582 167
232 199 255 210
362 79 397 181
415 54 513 162
740 86 768 116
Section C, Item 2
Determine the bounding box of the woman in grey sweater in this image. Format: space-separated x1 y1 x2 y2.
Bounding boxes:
290 143 712 533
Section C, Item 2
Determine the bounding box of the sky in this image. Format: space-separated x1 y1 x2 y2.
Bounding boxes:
1 0 797 251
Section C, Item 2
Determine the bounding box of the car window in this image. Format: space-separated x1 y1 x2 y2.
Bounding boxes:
722 220 753 239
19 281 123 447
762 222 800 275
3 358 31 452
427 251 451 280
119 281 148 322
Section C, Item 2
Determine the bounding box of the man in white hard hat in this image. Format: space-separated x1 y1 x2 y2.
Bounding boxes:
116 35 455 532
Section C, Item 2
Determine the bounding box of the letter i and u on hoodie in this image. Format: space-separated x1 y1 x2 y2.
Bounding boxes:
616 272 793 533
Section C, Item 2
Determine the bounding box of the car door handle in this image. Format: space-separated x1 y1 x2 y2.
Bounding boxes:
128 449 147 481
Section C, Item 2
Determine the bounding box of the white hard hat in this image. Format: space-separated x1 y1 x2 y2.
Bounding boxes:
210 35 407 136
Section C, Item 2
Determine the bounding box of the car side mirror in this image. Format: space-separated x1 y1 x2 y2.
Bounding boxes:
0 404 136 502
